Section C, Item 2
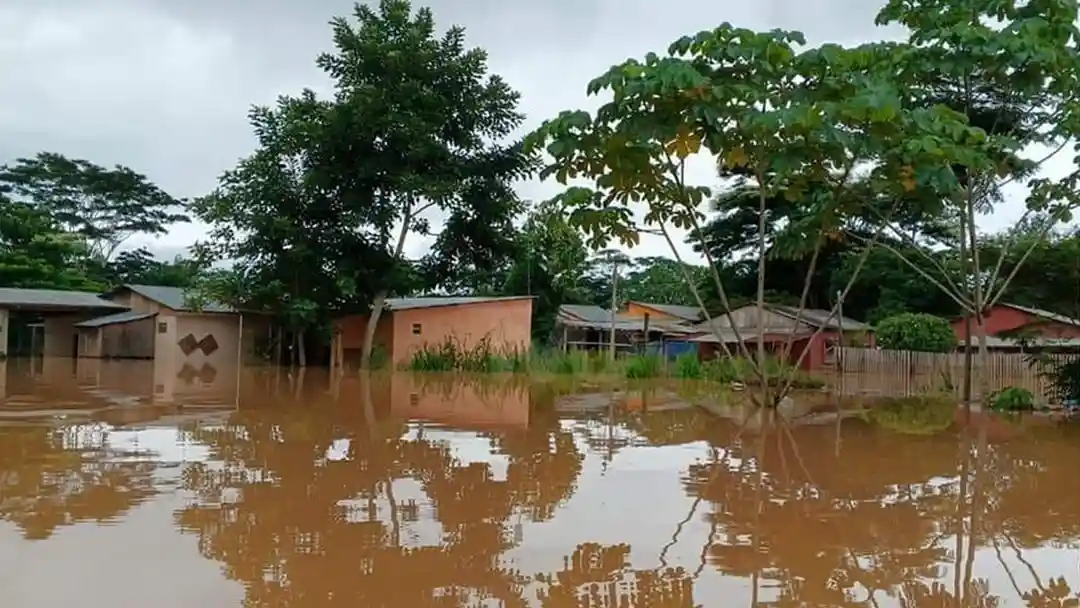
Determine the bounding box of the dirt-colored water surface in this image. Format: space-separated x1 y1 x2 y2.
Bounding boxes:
1 358 1078 607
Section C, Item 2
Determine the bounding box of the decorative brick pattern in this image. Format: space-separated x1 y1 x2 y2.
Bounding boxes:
177 333 220 356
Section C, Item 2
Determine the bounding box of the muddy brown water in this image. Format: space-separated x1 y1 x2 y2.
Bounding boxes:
1 358 1078 607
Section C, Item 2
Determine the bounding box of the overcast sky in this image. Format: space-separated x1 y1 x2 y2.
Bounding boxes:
0 0 1070 264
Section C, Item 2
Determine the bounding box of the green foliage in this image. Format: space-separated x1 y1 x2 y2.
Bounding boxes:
674 353 703 379
0 152 188 261
876 313 957 353
866 395 956 435
405 336 528 373
989 386 1036 412
623 355 663 379
0 198 101 291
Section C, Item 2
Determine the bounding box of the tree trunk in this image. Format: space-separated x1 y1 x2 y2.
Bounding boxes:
297 328 307 367
361 207 413 369
966 197 989 402
609 260 618 361
361 290 388 369
755 179 769 404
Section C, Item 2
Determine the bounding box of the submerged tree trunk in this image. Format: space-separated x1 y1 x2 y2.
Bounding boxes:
966 196 990 402
360 207 413 369
959 213 974 407
755 178 769 404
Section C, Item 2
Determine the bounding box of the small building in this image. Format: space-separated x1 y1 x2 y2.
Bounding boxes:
556 303 695 356
332 296 533 367
952 303 1080 348
689 304 872 369
0 288 127 358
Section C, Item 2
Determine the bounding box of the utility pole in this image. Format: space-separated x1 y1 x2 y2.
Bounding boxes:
609 258 619 361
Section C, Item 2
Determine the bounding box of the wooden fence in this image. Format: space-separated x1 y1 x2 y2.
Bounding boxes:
830 348 1078 400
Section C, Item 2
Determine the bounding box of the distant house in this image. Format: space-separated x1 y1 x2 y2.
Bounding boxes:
0 287 126 357
333 296 533 367
556 303 696 355
688 304 872 369
75 284 270 388
952 303 1080 351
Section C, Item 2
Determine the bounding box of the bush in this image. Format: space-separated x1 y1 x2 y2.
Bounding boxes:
866 394 956 435
989 386 1036 412
876 313 957 353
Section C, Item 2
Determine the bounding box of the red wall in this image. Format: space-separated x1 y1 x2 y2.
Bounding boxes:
951 305 1080 341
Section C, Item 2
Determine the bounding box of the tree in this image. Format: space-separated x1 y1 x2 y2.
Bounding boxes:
871 0 1080 401
0 152 188 261
525 23 988 406
306 0 534 368
192 94 377 366
501 199 592 342
100 247 205 288
876 312 957 353
0 197 99 291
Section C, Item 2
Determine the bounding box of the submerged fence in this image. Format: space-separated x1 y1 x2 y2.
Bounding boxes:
831 347 1078 400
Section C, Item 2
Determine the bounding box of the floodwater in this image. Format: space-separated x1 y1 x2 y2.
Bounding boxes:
1 358 1078 607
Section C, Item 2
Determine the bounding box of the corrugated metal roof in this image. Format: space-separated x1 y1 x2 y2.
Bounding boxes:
0 288 127 310
768 305 870 331
385 296 532 311
629 301 705 322
1002 303 1080 328
121 284 233 313
558 304 612 323
74 310 156 328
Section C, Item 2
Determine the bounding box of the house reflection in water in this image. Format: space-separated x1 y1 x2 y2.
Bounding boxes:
337 374 531 430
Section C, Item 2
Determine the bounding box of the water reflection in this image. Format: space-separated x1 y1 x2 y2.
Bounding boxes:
0 358 1077 607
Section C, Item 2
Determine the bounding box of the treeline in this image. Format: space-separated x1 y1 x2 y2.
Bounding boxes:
2 0 1079 367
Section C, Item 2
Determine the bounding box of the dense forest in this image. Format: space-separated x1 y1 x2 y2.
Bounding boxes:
2 0 1078 363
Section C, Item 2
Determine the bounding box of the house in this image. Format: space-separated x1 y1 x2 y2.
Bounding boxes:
688 304 872 369
0 288 128 357
623 301 706 324
556 303 696 355
952 303 1080 350
332 296 534 367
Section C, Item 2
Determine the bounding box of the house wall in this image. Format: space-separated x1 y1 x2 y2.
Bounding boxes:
951 305 1080 341
710 306 816 333
99 317 156 359
42 313 85 357
390 299 533 364
107 290 167 314
152 313 242 405
77 328 101 358
625 302 678 322
335 311 398 364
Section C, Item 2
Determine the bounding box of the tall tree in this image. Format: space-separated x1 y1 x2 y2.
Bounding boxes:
192 94 380 366
527 23 989 405
873 0 1080 399
0 152 189 261
307 0 534 367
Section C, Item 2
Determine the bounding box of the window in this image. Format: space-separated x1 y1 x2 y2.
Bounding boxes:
157 322 168 334
411 323 422 335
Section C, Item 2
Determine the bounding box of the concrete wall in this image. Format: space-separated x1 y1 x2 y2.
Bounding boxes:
391 298 533 365
100 317 156 359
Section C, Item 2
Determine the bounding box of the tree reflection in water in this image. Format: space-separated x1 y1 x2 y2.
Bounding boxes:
0 423 159 540
174 376 585 606
682 405 1080 607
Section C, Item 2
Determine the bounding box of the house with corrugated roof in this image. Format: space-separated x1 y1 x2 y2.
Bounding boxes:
555 302 698 356
952 303 1080 350
332 296 535 367
0 287 127 357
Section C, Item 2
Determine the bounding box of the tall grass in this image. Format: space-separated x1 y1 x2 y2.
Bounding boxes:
405 338 826 388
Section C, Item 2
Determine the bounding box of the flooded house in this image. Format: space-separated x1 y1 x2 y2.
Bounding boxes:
685 304 872 369
952 303 1080 352
555 303 698 357
332 296 534 367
